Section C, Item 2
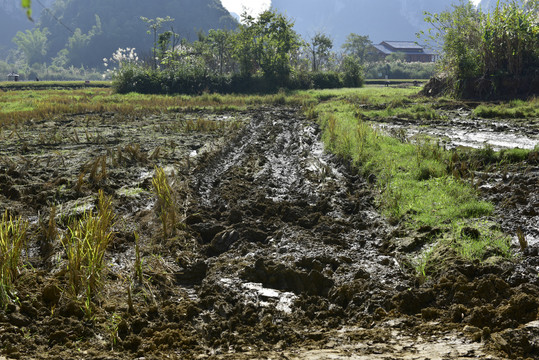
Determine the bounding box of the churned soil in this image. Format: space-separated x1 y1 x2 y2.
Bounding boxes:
0 105 538 359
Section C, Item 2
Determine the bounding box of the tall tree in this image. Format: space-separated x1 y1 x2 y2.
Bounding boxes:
65 15 102 67
12 27 49 65
341 33 373 64
140 16 174 69
236 10 300 81
207 29 235 75
310 32 333 72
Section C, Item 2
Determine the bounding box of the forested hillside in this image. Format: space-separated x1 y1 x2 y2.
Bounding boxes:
30 0 237 68
270 0 457 45
0 0 54 53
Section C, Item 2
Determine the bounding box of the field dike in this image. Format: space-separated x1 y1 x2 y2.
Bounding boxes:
0 105 538 359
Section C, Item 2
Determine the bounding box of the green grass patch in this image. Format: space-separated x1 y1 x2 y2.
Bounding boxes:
473 97 539 118
450 220 512 262
0 81 112 91
310 87 509 272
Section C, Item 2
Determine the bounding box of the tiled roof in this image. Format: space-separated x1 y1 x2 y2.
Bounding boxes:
382 41 424 50
374 41 436 56
373 44 393 55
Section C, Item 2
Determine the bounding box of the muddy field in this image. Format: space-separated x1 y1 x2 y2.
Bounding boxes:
0 104 538 359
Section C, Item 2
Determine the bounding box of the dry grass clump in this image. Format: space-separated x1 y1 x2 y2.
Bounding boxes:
152 166 177 239
0 211 28 307
62 190 115 317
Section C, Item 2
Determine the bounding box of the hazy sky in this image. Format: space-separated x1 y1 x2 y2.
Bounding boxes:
221 0 271 16
220 0 484 15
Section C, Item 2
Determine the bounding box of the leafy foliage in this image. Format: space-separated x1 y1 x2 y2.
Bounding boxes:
12 27 50 65
310 32 333 72
422 0 539 97
342 33 376 64
235 10 300 82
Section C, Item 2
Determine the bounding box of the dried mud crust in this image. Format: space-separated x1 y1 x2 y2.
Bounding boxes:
0 107 537 359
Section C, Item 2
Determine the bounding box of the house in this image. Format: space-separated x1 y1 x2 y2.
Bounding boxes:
7 72 19 81
373 41 436 62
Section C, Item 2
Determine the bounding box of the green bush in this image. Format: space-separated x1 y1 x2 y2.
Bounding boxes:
423 0 539 98
112 64 365 94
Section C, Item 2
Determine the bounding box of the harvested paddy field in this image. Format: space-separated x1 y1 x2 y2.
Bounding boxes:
0 86 538 359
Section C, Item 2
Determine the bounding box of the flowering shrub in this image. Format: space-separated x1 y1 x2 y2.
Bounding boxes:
103 48 139 80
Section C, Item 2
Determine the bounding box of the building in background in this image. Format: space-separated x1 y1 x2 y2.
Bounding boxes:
373 41 436 62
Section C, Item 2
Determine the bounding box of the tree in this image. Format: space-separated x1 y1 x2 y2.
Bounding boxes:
65 15 102 67
342 33 374 64
310 32 333 72
140 16 174 69
12 28 50 65
422 2 482 80
421 0 539 97
341 55 363 87
207 29 235 75
236 10 300 81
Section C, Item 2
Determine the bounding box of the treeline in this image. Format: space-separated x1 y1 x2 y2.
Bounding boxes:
110 10 367 94
421 0 539 98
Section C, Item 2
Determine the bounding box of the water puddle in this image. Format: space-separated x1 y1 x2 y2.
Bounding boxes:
375 118 539 150
220 278 298 314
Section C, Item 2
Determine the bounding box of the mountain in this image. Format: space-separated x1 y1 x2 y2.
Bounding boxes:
478 0 527 10
36 0 237 67
0 0 54 53
270 0 459 46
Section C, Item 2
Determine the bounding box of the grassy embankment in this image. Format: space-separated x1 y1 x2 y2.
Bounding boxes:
305 87 539 279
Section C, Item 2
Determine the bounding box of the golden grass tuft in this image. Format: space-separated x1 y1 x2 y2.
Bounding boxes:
0 211 28 307
62 190 115 317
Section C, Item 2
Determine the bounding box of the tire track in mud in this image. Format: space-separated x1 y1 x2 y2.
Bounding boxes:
185 108 503 358
191 107 407 297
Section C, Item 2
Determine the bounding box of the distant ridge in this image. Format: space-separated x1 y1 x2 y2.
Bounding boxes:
270 0 463 46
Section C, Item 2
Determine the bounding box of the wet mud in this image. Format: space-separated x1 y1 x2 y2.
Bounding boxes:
0 106 538 359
